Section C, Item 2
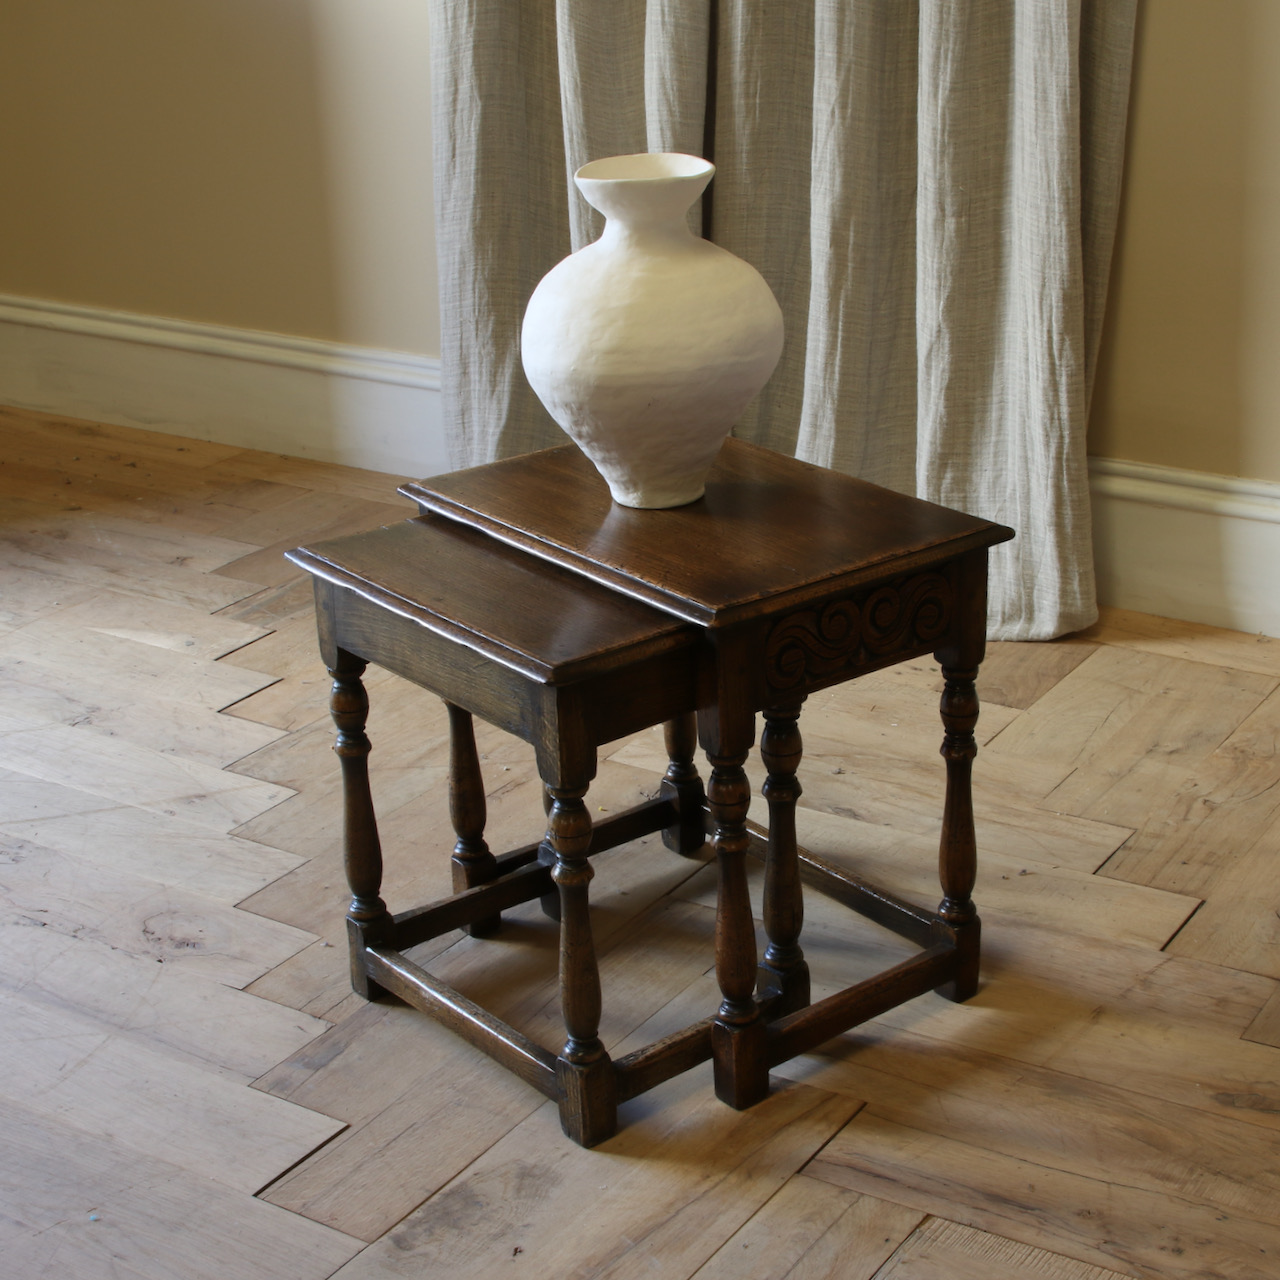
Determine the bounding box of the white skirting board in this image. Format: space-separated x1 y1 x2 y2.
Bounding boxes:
0 293 451 479
4 293 1278 638
1090 457 1280 638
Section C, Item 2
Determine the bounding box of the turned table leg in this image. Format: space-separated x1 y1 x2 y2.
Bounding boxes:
660 713 707 856
328 650 394 1000
546 782 616 1146
934 663 981 1001
538 783 562 922
445 702 501 937
757 702 810 1015
707 743 769 1109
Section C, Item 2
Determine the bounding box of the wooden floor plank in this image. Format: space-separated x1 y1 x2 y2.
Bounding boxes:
788 1033 1280 1277
0 670 284 769
691 1175 924 1280
1245 985 1280 1048
328 1078 859 1280
775 907 1280 1134
1 525 263 611
0 986 345 1194
1076 605 1280 677
215 574 320 628
238 735 649 931
737 798 1197 951
609 723 1133 876
0 448 307 538
239 751 675 1019
0 916 329 1083
971 638 1099 710
871 1218 1138 1280
874 639 1099 713
0 564 100 634
0 494 262 573
0 404 248 470
229 695 524 864
0 616 279 709
1163 815 1280 978
219 612 356 730
0 1099 362 1280
247 937 365 1023
987 646 1276 813
814 1024 1280 1213
227 668 451 790
0 715 293 832
2 844 316 989
255 999 548 1242
793 751 1130 875
211 492 410 588
0 636 284 769
794 671 1024 749
807 1109 1280 1280
0 776 302 903
39 588 272 660
786 891 1271 1052
213 448 411 504
1035 992 1280 1132
0 420 238 500
1094 682 1280 897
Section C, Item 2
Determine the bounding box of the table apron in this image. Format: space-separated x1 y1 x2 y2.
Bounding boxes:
742 556 981 707
318 581 702 768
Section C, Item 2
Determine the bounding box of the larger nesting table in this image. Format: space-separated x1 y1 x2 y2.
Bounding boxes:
402 439 1014 1115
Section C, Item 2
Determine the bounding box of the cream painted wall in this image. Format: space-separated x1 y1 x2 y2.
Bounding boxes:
0 0 439 356
1090 0 1280 482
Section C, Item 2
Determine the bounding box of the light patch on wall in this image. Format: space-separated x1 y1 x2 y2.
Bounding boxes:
311 0 441 357
1238 1 1280 479
1092 0 1280 484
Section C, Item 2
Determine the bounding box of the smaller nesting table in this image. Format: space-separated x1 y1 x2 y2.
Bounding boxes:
288 514 707 1146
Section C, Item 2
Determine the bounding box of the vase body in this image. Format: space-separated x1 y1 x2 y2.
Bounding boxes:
521 153 784 508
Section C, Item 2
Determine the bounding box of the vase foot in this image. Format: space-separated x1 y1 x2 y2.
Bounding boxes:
611 483 706 510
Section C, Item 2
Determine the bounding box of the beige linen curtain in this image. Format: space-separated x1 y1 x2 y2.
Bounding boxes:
426 0 1137 640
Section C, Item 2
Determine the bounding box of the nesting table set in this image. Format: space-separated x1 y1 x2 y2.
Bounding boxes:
288 440 1014 1146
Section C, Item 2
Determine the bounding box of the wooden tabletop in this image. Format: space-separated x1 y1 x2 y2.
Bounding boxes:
286 515 694 685
402 440 1014 627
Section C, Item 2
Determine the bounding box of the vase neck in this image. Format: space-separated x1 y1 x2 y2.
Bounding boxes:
598 215 699 253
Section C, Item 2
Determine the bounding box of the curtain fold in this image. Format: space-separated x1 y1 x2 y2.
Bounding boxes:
790 2 919 494
426 0 1138 639
427 0 567 465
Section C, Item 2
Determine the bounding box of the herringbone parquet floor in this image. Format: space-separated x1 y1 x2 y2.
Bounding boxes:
2 404 1278 1279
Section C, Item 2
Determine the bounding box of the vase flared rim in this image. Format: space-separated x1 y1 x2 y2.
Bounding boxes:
575 152 714 184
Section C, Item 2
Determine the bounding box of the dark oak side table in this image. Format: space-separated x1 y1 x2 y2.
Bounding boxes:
403 439 1015 1111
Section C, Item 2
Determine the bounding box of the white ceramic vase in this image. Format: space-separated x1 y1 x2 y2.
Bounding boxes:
521 152 785 508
